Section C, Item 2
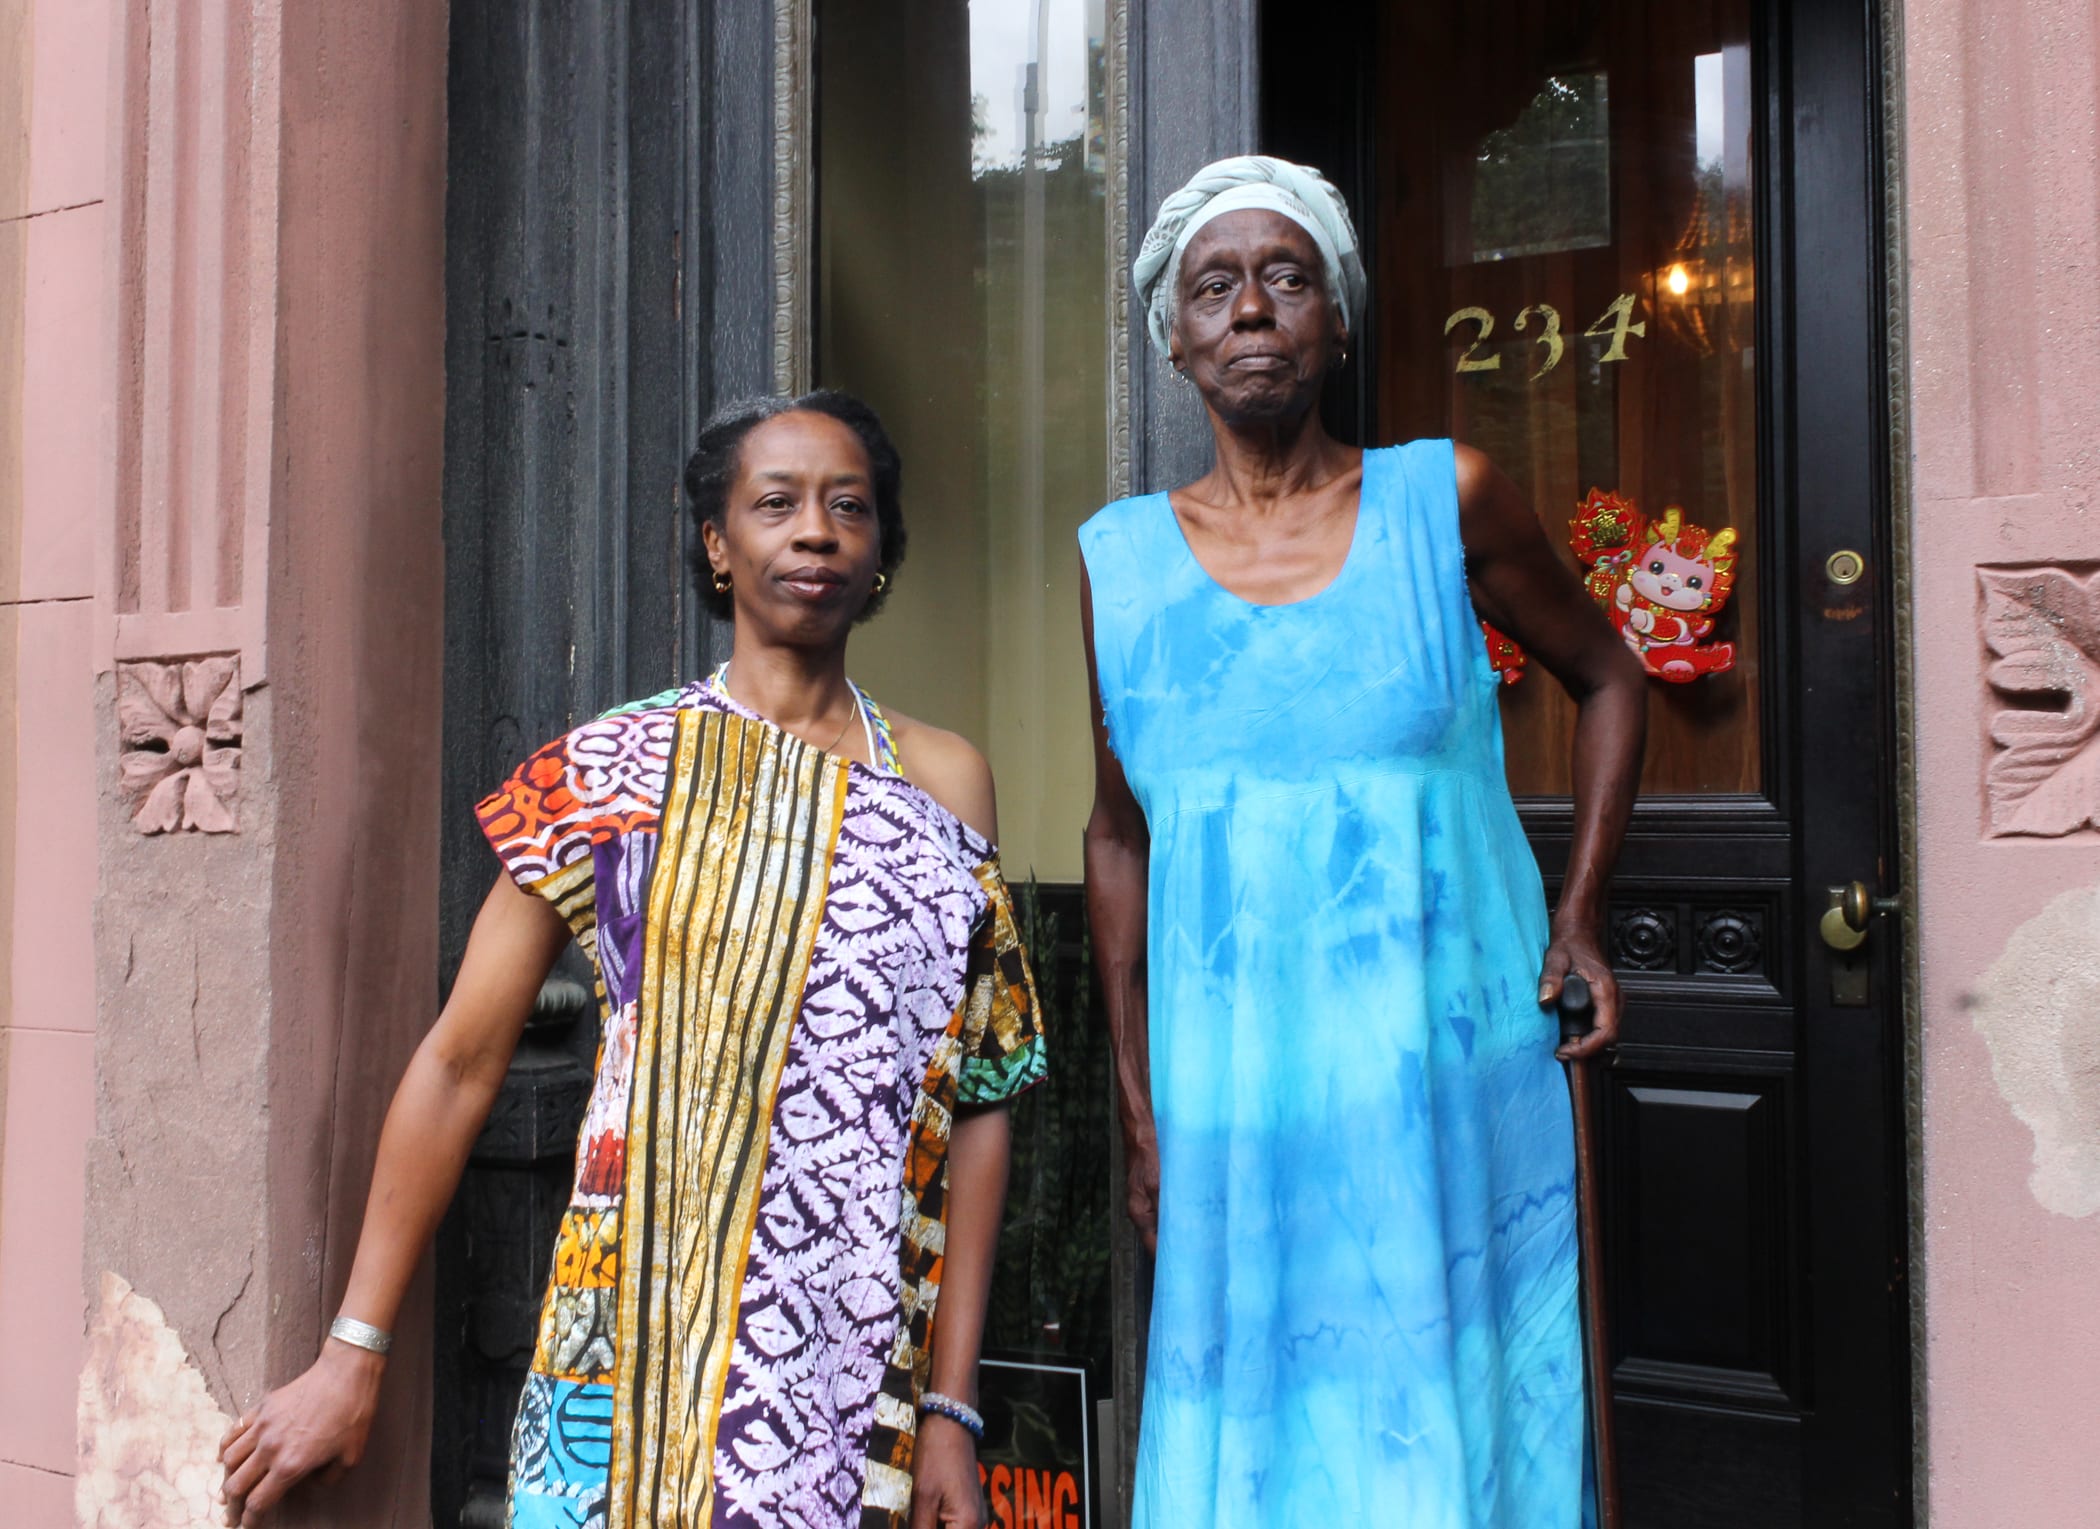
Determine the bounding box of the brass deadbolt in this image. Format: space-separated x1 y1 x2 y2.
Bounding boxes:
1825 549 1865 586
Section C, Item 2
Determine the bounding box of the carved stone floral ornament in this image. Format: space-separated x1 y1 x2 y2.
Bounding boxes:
1981 567 2100 837
116 657 242 834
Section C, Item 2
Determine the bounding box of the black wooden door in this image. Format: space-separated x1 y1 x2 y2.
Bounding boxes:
434 3 775 1521
1268 0 1909 1523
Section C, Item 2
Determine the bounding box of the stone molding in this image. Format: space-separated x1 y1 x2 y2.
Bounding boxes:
1979 565 2100 838
114 656 241 834
100 0 279 677
85 6 449 1524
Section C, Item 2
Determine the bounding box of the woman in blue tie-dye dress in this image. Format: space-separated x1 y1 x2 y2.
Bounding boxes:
1081 157 1647 1527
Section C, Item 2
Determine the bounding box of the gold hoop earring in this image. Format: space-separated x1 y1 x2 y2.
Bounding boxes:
712 570 731 594
873 572 889 594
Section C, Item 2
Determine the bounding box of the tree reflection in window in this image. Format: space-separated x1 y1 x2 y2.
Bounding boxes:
1468 73 1612 264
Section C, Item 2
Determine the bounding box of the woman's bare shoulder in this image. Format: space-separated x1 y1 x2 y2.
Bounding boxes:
886 710 998 842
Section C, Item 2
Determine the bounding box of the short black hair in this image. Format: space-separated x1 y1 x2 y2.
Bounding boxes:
683 389 907 622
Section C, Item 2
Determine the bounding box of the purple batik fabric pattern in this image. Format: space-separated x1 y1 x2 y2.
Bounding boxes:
710 770 990 1528
484 683 1041 1529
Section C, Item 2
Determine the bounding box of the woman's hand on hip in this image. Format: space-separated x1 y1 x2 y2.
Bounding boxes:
1539 930 1620 1062
217 1341 384 1526
910 1414 986 1529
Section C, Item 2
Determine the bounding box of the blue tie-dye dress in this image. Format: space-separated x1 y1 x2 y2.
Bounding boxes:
1080 440 1586 1528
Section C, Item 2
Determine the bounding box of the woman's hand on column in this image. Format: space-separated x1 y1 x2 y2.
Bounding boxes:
217 872 568 1523
217 1341 384 1525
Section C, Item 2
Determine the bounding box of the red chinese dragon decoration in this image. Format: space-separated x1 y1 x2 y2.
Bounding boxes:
1482 489 1739 685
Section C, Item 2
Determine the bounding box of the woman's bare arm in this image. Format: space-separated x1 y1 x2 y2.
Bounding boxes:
912 1102 1010 1529
219 873 569 1525
1079 566 1158 1250
926 1107 1012 1407
1455 443 1647 1059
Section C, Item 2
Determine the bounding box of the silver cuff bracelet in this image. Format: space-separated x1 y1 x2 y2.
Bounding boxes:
328 1315 393 1355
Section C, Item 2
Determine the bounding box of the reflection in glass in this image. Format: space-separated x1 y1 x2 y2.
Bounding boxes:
1467 74 1611 264
1380 1 1761 795
816 0 1107 882
813 0 1116 1393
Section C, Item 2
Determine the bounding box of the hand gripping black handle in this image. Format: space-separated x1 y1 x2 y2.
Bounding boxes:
1558 973 1594 1048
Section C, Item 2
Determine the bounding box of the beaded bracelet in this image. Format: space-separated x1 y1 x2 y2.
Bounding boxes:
918 1391 985 1442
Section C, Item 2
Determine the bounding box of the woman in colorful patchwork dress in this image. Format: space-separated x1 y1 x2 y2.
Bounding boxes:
1082 157 1647 1527
219 391 1045 1529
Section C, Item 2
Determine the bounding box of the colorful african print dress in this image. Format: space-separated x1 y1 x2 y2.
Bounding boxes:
476 674 1046 1529
1080 440 1587 1529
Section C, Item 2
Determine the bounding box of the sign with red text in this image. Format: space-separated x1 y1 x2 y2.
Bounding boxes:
975 1355 1096 1529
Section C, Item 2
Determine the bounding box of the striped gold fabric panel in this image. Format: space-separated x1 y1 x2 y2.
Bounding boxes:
607 709 848 1529
527 855 599 958
525 856 604 1010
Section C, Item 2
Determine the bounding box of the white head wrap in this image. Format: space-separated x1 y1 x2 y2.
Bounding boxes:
1134 155 1366 358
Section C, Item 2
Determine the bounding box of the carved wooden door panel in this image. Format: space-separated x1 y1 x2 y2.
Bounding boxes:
434 3 770 1522
1269 0 1909 1522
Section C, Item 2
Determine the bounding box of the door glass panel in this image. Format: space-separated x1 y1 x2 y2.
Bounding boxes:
1376 1 1760 795
814 0 1109 882
813 0 1118 1409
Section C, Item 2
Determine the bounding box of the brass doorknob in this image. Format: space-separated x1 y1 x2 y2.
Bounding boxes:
1819 881 1900 951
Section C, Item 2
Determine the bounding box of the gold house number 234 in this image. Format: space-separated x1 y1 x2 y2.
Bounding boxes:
1443 293 1646 380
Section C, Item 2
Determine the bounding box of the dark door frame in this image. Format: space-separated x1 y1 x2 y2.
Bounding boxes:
433 2 765 1519
1774 2 1912 1516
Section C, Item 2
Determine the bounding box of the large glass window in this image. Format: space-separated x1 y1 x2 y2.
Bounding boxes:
1378 2 1761 796
816 0 1109 883
813 0 1117 1453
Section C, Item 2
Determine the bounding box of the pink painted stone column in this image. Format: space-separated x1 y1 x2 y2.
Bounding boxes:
0 0 115 1522
1902 0 2100 1520
73 3 448 1526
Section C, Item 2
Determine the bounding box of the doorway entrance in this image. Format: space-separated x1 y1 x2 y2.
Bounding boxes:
1269 0 1909 1522
433 1 1908 1522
